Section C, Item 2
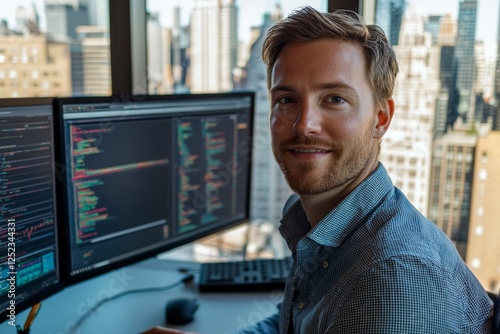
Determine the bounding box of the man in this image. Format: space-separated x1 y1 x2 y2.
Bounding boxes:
144 6 494 334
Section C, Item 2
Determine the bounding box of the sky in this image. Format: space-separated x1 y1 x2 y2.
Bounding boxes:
0 0 498 56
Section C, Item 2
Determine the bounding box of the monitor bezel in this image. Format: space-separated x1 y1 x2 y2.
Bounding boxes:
54 92 255 286
0 97 65 324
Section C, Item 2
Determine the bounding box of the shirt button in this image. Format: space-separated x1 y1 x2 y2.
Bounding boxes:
323 261 329 268
298 302 305 309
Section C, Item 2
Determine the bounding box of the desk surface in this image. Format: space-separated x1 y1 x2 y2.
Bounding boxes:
0 257 283 334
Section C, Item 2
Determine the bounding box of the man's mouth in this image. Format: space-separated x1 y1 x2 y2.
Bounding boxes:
291 148 328 153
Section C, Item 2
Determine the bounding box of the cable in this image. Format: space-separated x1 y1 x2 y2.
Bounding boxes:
68 274 194 334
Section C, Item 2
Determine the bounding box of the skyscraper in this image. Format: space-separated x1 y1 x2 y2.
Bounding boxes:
375 0 406 45
87 0 109 28
437 14 458 134
493 0 500 131
427 120 477 258
424 15 442 46
171 7 190 93
77 25 111 96
380 5 440 215
45 0 88 95
190 0 238 93
239 5 292 225
147 12 170 94
466 131 500 292
45 1 89 42
15 4 40 35
454 0 478 122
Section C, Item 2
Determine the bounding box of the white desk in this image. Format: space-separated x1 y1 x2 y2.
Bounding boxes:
0 257 283 334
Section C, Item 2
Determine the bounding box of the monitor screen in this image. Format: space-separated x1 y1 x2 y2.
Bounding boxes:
56 92 254 284
0 98 63 324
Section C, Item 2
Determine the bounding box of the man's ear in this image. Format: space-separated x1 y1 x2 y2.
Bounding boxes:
373 99 394 139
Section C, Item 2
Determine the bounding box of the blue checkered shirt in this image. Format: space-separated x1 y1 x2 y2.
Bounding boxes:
237 163 493 333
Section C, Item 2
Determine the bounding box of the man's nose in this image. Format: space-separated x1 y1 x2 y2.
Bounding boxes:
292 103 322 135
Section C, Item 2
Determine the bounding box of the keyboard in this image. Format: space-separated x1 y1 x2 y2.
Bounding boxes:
198 257 293 292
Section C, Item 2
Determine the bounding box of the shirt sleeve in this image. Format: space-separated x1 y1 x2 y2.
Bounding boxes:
325 256 492 333
233 312 280 334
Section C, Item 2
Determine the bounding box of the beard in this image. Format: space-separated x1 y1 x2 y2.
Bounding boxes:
272 127 375 196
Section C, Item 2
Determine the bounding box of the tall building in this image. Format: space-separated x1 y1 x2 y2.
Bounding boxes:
427 120 476 259
0 20 9 36
70 43 85 96
147 12 170 94
493 0 500 131
454 0 478 122
45 1 93 95
190 0 238 92
380 5 440 215
466 131 500 292
475 41 494 102
427 120 478 258
375 0 406 46
45 1 89 42
170 7 190 93
0 35 71 98
436 14 457 137
87 0 109 28
76 26 110 96
239 6 292 226
424 15 442 46
15 4 40 35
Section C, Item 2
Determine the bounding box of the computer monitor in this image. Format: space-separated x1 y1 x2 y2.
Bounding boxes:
56 92 254 284
0 98 64 324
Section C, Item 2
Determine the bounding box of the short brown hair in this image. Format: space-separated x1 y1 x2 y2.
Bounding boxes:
261 6 399 107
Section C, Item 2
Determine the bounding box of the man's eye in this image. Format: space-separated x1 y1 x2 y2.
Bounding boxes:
329 96 345 103
278 96 296 104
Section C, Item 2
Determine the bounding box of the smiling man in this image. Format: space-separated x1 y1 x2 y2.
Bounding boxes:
269 37 389 226
248 5 493 334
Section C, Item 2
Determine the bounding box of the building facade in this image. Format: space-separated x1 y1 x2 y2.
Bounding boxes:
454 0 478 121
466 131 500 292
0 34 71 98
428 121 478 258
380 5 440 215
190 0 238 93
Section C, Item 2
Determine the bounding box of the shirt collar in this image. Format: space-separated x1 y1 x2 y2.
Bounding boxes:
279 163 394 249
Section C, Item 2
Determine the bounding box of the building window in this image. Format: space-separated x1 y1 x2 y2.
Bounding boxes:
471 258 481 269
477 206 484 217
475 225 483 236
481 151 488 163
0 0 111 97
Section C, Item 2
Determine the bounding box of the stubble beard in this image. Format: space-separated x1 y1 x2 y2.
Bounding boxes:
272 131 375 196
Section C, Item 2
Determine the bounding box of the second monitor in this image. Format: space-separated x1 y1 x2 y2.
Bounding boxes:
56 92 254 284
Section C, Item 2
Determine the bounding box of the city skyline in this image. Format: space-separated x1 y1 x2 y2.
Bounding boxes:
1 0 498 56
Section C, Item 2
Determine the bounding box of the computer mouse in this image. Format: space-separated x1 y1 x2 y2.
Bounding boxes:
165 297 199 325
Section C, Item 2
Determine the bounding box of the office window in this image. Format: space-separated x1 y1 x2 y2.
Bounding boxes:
145 0 325 224
367 0 500 291
144 0 327 261
0 0 111 97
